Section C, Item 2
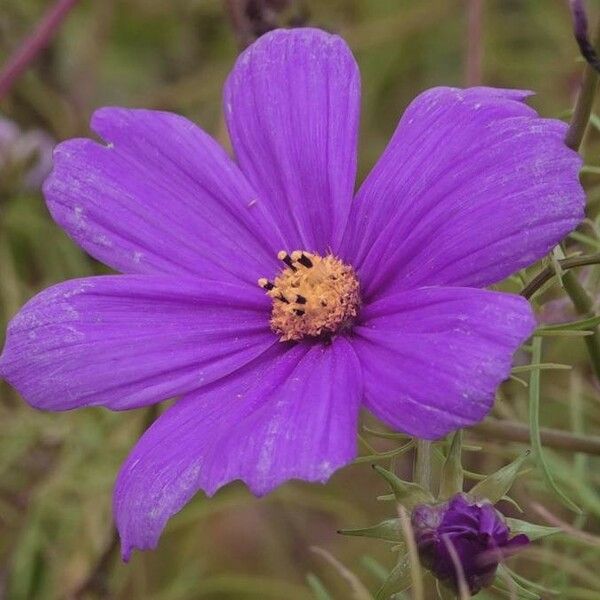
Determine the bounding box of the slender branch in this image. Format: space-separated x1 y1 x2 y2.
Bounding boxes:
465 0 483 87
520 252 600 298
0 0 81 99
569 0 600 78
565 2 600 150
556 5 600 381
471 417 600 456
223 0 254 50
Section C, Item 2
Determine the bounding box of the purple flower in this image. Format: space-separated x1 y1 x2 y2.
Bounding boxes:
412 494 529 594
0 28 584 559
0 115 54 190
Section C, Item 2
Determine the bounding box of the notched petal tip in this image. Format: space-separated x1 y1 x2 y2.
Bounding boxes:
113 339 362 558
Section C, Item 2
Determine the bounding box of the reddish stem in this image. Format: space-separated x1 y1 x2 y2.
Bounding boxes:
465 0 483 86
0 0 81 99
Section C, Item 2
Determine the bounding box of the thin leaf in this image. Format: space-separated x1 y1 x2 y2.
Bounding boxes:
536 314 600 332
306 574 334 600
512 363 571 373
528 337 581 513
360 556 389 583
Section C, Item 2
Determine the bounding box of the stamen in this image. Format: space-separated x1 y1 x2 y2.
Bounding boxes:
291 250 313 268
258 278 275 291
259 251 361 342
277 250 297 270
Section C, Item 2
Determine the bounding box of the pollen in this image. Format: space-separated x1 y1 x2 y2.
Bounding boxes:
259 251 361 342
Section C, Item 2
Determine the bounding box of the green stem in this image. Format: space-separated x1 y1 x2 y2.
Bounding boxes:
559 13 600 380
414 439 432 490
562 270 600 381
521 252 600 298
565 17 600 151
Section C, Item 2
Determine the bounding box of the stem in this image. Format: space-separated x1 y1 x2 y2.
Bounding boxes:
0 0 81 99
471 417 600 456
563 271 600 381
559 11 600 380
414 439 432 490
521 252 600 298
222 0 254 50
565 10 600 151
465 0 483 87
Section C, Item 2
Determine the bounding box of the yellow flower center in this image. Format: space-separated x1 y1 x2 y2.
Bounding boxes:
259 251 361 342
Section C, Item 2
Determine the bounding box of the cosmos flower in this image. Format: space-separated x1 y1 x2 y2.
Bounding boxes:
0 28 584 559
411 494 530 595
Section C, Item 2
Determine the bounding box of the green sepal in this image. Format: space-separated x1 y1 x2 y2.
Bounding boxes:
493 565 541 599
501 565 559 596
438 430 464 500
338 518 404 543
469 451 530 504
505 517 561 541
375 553 411 600
372 465 434 510
377 493 396 502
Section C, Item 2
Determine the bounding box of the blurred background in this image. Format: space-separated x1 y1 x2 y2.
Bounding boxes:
2 1 600 598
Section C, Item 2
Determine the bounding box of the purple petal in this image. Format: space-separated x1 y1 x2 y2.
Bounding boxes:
45 108 286 284
224 28 360 252
114 337 361 560
353 286 535 438
0 276 276 410
340 87 584 299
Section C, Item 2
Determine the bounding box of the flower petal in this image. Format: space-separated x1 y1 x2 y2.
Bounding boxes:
45 108 286 283
114 337 361 560
224 28 360 252
0 276 276 410
353 286 535 439
340 87 584 299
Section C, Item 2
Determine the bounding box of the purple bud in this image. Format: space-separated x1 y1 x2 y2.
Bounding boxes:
569 0 600 74
411 494 529 595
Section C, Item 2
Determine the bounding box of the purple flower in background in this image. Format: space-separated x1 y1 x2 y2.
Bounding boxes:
412 494 530 594
0 115 54 190
0 28 584 559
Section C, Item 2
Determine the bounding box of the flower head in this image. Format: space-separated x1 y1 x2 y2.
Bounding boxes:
412 494 529 595
0 28 584 559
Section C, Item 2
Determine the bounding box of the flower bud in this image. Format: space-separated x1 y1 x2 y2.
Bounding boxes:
411 493 529 595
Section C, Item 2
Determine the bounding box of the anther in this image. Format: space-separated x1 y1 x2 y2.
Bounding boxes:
277 250 297 271
258 278 275 291
294 309 305 316
292 251 313 268
296 294 307 304
277 293 289 304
